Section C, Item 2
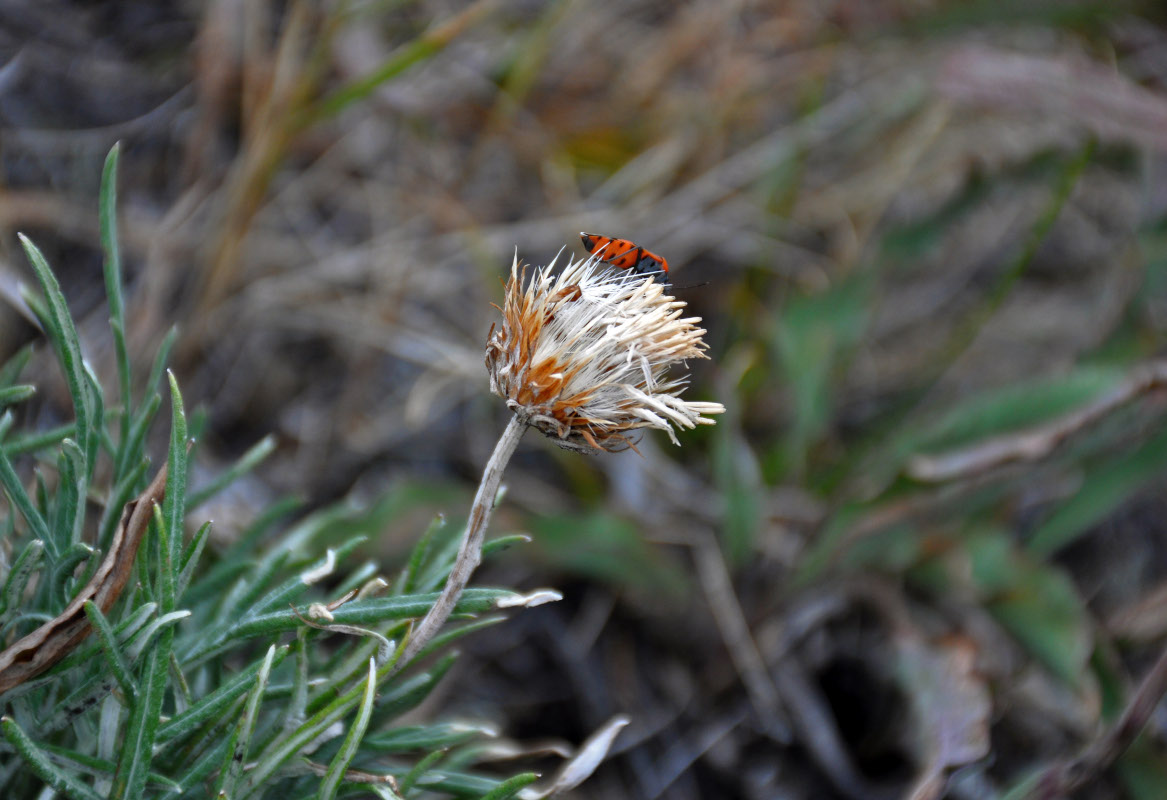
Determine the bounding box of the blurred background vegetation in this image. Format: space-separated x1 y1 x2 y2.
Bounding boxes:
4 0 1167 797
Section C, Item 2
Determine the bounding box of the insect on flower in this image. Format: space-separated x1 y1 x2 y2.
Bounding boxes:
486 249 723 453
579 233 669 281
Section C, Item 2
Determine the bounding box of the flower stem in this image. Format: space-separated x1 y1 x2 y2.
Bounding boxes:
394 414 526 672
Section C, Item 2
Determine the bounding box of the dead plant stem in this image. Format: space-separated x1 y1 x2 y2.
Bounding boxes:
394 413 525 672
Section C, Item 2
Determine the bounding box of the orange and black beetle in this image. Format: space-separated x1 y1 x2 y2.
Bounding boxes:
580 233 669 280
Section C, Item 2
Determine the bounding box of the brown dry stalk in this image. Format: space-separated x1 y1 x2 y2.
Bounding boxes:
1034 643 1167 797
907 361 1167 483
0 464 168 694
391 414 525 674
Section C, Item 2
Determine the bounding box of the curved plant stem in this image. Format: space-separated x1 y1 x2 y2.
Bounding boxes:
394 414 525 673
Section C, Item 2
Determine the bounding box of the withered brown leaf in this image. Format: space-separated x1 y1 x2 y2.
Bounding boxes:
0 464 168 695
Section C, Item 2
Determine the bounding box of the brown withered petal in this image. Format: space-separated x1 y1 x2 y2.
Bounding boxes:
486 251 725 452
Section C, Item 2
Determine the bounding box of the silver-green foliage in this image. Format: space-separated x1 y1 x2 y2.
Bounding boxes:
0 145 535 799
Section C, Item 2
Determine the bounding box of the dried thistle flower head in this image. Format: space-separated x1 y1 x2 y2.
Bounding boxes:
486 250 725 453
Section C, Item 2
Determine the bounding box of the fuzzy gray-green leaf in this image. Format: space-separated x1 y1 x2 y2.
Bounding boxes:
318 657 378 800
2 716 104 800
0 447 52 552
0 384 35 407
156 644 290 745
83 600 137 701
1 537 44 620
217 643 278 796
19 233 99 480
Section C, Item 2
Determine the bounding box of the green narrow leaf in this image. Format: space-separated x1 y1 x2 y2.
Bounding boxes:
100 144 133 462
418 770 505 796
318 658 378 800
109 613 190 797
116 391 160 485
125 610 190 663
287 627 310 731
306 635 398 717
363 724 484 754
35 469 50 525
187 434 276 510
214 589 513 648
169 651 193 711
1117 736 1167 800
156 644 290 745
36 741 181 793
186 406 208 454
332 560 380 598
1027 423 1167 556
113 319 172 479
306 2 489 124
0 384 35 406
110 631 172 799
163 371 188 601
84 361 105 475
411 616 506 664
51 439 86 553
415 522 467 592
2 421 75 457
83 600 137 701
51 542 96 602
0 447 53 552
243 535 368 620
373 654 457 723
239 699 357 794
967 531 1092 687
223 494 304 560
169 716 237 792
398 749 447 795
182 496 302 608
480 772 540 800
0 538 44 619
217 644 278 797
97 457 150 552
480 534 530 559
152 504 175 613
19 233 99 478
1 717 104 800
94 694 121 794
0 343 34 387
37 602 157 685
209 550 290 632
0 505 13 576
144 328 177 403
176 520 212 600
241 645 424 796
399 513 445 593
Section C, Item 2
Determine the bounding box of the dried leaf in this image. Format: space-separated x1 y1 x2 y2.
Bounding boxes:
495 589 563 609
518 715 630 799
0 465 167 694
898 634 991 800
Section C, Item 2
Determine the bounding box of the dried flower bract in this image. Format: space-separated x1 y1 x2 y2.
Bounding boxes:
486 251 725 452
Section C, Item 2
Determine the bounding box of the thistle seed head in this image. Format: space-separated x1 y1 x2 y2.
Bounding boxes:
485 250 725 453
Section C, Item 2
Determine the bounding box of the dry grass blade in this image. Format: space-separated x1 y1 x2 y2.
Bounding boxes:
694 534 790 742
907 361 1167 482
1036 643 1167 795
517 715 630 800
939 45 1167 153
